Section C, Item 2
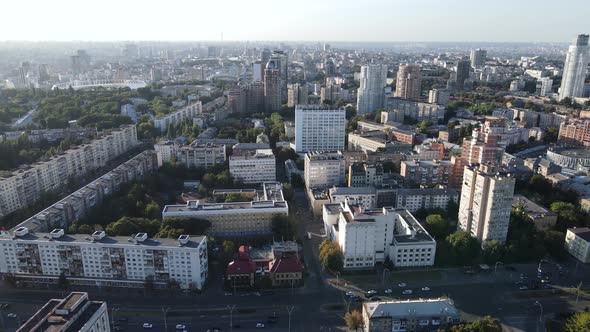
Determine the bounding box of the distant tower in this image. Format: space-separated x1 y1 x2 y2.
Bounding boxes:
270 51 288 103
356 64 388 115
559 34 590 101
470 49 487 68
455 60 471 90
394 64 422 101
264 60 281 112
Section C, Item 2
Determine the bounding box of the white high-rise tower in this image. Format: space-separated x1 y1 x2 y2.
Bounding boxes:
558 34 590 101
356 64 387 115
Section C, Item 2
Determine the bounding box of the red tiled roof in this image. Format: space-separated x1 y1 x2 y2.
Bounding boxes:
269 256 303 274
226 259 255 275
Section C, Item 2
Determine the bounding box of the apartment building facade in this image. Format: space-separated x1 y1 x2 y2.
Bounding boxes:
229 148 276 184
294 105 346 153
0 125 139 218
154 101 202 132
304 151 346 189
0 228 208 290
176 142 226 168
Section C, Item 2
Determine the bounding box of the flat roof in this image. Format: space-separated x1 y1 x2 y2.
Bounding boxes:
363 298 459 319
1 232 205 249
568 227 590 242
163 200 287 213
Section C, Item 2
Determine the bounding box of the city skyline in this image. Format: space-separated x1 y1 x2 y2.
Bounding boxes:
1 0 588 42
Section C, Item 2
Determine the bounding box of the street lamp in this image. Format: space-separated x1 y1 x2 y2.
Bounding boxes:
494 262 503 273
534 301 543 322
287 306 295 332
162 307 170 332
335 271 340 284
382 268 390 286
227 304 236 332
110 307 119 330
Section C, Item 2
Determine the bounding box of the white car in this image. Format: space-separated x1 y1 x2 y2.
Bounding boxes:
398 283 407 287
256 322 265 328
421 287 430 291
345 291 354 297
7 313 17 318
402 289 413 295
143 323 153 329
176 324 187 330
384 289 393 294
366 290 377 295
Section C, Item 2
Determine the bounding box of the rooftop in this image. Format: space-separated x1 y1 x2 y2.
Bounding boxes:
363 298 459 319
568 227 590 242
163 200 287 213
0 231 205 249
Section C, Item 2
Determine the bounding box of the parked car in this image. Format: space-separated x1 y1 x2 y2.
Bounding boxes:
397 283 407 287
345 291 354 297
256 322 265 328
366 290 378 295
176 324 187 330
7 313 17 318
384 288 393 294
402 289 413 295
142 323 153 329
519 285 529 290
421 287 430 291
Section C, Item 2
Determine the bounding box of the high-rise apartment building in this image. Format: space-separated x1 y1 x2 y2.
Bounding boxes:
356 64 388 114
228 85 247 113
154 101 202 132
294 105 346 153
270 51 288 102
537 77 554 96
264 60 282 112
287 83 308 107
458 165 515 244
252 61 264 81
559 34 590 101
470 49 487 68
394 65 422 100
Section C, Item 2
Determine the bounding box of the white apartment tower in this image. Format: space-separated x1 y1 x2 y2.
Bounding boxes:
558 34 590 101
458 165 515 244
356 64 388 115
294 105 346 153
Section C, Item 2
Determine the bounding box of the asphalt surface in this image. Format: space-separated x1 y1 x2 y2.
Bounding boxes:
2 188 590 332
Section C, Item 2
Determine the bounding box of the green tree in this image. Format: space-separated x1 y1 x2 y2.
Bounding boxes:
344 310 364 331
58 273 69 290
481 240 505 264
77 224 94 234
105 217 161 236
424 214 448 239
541 230 567 259
565 310 590 332
419 120 429 133
445 231 481 266
225 193 247 202
450 316 502 332
319 240 344 272
272 215 296 241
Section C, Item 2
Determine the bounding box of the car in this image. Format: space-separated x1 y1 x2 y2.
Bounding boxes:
366 290 378 295
7 313 17 318
397 283 407 287
345 291 354 297
402 289 413 295
384 288 393 294
142 323 153 329
176 324 187 330
463 270 475 275
113 327 124 331
206 329 221 332
421 287 430 291
541 279 551 284
520 274 528 280
118 317 128 323
519 285 529 290
256 322 265 328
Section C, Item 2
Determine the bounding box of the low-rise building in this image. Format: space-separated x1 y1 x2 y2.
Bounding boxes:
362 298 460 332
400 160 452 187
18 292 110 332
225 245 256 288
348 163 383 187
309 188 331 216
565 227 590 263
394 188 459 213
162 182 288 237
269 256 304 287
329 187 377 210
325 201 436 270
304 151 346 189
229 148 276 184
177 141 226 169
512 195 558 231
0 229 208 290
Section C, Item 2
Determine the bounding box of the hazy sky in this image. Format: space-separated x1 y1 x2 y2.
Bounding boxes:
1 0 587 42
